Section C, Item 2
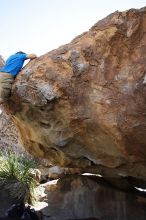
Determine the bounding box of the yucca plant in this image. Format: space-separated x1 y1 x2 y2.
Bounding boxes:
0 151 38 204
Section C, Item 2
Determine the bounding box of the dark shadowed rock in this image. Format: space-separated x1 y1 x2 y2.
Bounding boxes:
40 175 146 220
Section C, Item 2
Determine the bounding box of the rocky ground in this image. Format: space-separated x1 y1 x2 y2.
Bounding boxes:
1 170 146 220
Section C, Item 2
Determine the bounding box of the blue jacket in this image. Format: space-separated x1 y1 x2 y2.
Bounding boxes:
0 53 27 77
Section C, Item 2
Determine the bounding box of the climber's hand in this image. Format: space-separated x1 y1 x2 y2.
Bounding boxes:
27 54 37 59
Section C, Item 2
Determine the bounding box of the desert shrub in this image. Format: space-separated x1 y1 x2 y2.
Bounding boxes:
0 150 38 204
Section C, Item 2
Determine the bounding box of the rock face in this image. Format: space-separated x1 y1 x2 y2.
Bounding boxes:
0 110 27 154
41 175 146 220
6 7 146 181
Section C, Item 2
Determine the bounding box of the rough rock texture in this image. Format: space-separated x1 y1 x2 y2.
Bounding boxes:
41 175 146 220
6 7 146 182
38 165 82 181
0 109 27 154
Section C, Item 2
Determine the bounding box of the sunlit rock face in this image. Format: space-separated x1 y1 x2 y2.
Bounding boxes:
6 7 146 180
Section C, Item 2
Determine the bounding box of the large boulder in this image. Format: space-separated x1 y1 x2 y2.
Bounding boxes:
6 7 146 181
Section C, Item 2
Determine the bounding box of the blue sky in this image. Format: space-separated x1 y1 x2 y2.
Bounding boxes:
0 0 146 59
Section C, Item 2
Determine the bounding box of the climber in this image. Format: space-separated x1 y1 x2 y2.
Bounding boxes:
0 51 37 104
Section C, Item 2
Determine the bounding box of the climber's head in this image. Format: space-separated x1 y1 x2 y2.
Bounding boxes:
16 51 26 55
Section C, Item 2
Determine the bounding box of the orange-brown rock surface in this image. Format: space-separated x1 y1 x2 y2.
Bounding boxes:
6 7 146 182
